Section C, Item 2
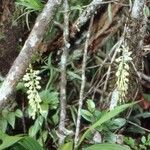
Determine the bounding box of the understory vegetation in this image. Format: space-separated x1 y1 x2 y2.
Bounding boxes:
0 0 150 150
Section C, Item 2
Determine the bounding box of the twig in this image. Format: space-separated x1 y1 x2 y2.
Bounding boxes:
127 120 150 133
58 0 70 145
70 0 103 38
74 16 94 149
138 72 150 83
71 0 125 38
53 20 64 31
0 0 62 110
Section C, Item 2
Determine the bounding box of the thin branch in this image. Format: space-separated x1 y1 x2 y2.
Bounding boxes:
74 16 94 149
0 0 62 109
138 72 150 83
71 0 125 38
58 0 70 145
70 0 103 38
127 120 150 133
53 20 64 31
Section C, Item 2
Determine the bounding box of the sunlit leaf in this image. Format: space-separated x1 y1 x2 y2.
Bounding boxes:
29 116 43 137
67 71 82 80
58 141 73 150
6 112 16 129
84 143 131 150
87 99 95 113
0 119 7 132
15 109 23 118
81 109 94 122
110 118 126 130
40 103 49 118
40 90 59 109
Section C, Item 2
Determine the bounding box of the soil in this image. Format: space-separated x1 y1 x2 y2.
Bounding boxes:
0 0 24 76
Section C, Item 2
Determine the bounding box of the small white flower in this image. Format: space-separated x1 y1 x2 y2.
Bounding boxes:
115 44 132 103
23 65 42 119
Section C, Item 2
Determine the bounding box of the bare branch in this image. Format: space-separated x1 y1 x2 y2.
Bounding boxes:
74 16 94 149
0 0 62 109
58 0 70 145
138 72 150 83
71 0 103 38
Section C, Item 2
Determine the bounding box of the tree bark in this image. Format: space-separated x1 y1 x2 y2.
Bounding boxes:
125 0 146 99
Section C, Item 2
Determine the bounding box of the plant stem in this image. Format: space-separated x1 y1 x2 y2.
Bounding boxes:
58 0 70 145
74 16 94 149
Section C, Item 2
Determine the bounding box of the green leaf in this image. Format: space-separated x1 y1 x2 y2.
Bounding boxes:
81 109 94 122
127 126 145 134
38 130 48 146
110 118 126 130
84 143 131 150
42 131 48 142
77 102 136 147
40 90 59 109
29 126 38 137
18 136 43 150
124 137 135 148
0 131 22 149
52 112 59 125
87 99 95 113
58 141 73 150
40 103 49 118
69 106 77 125
0 131 42 150
29 116 43 137
16 0 44 11
104 132 117 143
148 134 150 141
15 109 23 118
144 6 150 17
139 144 147 150
67 71 82 80
135 112 150 118
0 119 8 132
2 109 9 118
6 112 16 129
37 115 44 126
141 136 146 144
